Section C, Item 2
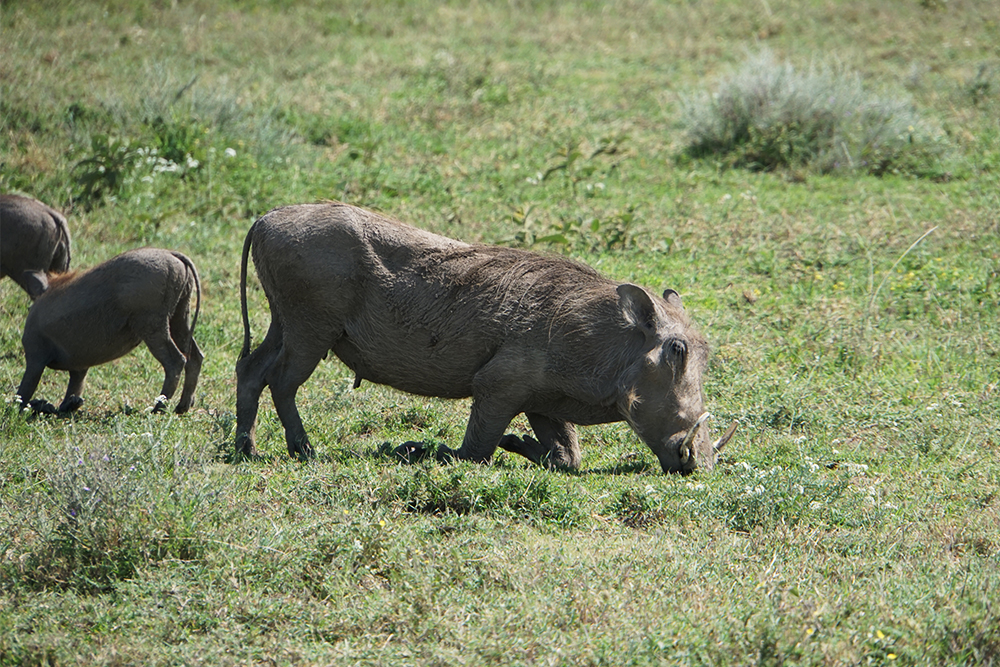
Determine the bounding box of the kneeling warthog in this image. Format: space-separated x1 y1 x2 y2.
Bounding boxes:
236 202 735 473
17 248 204 415
0 194 72 299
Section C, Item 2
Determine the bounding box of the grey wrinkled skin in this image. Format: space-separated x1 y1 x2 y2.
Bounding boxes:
17 248 204 415
0 194 72 299
237 202 720 473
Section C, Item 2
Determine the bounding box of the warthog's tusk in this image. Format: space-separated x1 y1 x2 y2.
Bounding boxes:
712 420 738 453
679 411 712 463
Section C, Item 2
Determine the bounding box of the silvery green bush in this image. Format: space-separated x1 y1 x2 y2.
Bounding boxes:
681 51 950 177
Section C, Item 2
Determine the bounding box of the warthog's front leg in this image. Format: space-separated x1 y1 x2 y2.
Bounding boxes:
16 358 47 410
396 351 526 465
497 413 581 470
395 397 516 465
449 397 518 462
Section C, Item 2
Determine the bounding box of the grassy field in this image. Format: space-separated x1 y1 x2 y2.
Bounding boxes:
1 0 999 664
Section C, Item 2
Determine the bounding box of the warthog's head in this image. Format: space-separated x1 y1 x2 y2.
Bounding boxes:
616 284 737 474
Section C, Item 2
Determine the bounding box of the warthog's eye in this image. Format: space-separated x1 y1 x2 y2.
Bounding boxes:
668 339 687 360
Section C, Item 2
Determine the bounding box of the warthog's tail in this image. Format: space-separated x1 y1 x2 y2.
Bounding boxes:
172 251 201 337
239 222 255 360
52 209 72 274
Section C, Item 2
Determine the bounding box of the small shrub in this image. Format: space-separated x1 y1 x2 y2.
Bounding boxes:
72 134 143 206
505 204 641 253
303 519 394 584
526 134 626 195
279 107 382 149
680 50 949 177
146 115 207 169
2 439 218 594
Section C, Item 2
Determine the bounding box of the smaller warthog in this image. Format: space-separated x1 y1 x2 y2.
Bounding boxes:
16 248 204 415
237 202 736 473
1 194 72 298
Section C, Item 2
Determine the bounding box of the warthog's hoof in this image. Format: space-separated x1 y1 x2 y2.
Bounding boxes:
233 434 261 462
151 395 169 414
27 399 58 415
58 395 84 413
232 448 262 463
393 441 429 464
288 439 315 462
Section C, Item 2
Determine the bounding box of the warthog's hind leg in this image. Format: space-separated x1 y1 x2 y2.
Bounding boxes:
235 320 282 459
16 357 66 415
262 326 328 461
170 302 203 415
175 337 203 414
143 326 187 413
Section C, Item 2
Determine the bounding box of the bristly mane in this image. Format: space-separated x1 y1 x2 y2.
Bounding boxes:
46 271 78 288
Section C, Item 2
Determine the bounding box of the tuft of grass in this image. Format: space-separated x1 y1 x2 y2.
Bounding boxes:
681 50 952 177
380 465 587 527
607 485 668 529
708 461 854 533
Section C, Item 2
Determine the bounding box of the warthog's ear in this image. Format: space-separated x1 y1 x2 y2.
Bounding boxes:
21 271 50 300
663 289 684 309
617 283 657 339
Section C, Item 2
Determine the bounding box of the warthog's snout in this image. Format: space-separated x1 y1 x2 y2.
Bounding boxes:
665 413 739 475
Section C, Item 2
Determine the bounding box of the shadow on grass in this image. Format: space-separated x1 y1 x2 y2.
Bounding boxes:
583 461 656 475
371 438 657 476
216 437 683 478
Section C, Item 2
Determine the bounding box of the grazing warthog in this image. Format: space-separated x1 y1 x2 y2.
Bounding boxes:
16 248 204 415
1 194 72 298
236 202 736 473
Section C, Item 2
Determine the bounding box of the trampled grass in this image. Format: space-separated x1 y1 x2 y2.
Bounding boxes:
1 0 999 665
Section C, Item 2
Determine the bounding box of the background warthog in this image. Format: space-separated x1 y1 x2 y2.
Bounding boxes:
16 247 204 415
237 202 735 473
0 194 72 299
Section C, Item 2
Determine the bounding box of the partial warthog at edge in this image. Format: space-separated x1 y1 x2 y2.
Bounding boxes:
1 194 72 299
17 248 204 415
236 202 736 473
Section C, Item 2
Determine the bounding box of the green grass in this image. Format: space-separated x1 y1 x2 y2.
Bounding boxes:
2 0 999 664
